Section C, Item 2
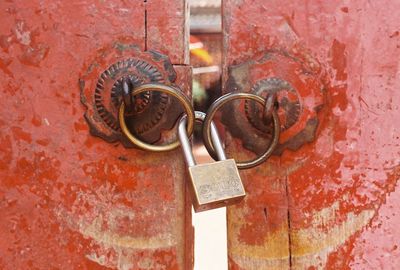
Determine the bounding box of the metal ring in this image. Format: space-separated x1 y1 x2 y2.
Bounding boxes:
202 92 280 169
178 111 224 166
119 83 195 152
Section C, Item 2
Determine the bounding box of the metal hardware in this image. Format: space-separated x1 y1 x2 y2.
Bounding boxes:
80 45 184 147
261 92 278 124
245 78 300 133
119 83 195 152
203 92 280 170
222 51 325 155
178 111 246 212
122 77 135 114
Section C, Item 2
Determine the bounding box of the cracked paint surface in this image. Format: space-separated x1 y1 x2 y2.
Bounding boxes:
0 1 191 269
223 0 400 269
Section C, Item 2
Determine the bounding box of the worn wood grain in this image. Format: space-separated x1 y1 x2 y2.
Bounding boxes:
222 0 400 269
146 0 190 65
0 1 191 269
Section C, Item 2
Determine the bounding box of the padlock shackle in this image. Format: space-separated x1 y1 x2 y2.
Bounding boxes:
178 115 196 166
209 120 227 161
178 111 226 166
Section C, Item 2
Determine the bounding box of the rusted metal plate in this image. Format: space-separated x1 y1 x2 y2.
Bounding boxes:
221 50 326 155
0 1 192 269
223 0 400 269
80 45 184 147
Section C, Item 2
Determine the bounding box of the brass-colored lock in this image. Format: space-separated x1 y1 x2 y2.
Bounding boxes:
178 111 246 212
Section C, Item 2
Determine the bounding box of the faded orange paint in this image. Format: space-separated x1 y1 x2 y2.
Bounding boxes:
223 0 400 269
0 1 191 269
146 0 190 65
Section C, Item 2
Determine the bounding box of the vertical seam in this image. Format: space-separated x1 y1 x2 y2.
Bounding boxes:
144 0 148 51
285 170 293 269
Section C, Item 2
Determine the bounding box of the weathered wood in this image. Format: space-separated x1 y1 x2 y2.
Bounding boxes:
0 1 191 269
223 0 400 269
146 0 190 65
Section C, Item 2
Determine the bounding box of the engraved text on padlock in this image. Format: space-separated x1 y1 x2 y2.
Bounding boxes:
178 111 246 212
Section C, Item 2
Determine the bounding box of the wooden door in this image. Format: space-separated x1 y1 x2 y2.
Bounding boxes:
0 1 192 269
222 1 400 269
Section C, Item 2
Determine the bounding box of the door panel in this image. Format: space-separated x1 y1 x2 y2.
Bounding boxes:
0 1 192 269
222 0 400 269
146 0 189 65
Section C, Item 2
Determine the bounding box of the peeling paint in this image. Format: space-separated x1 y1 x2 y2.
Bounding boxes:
228 204 290 267
223 0 400 269
0 1 191 268
291 207 375 268
15 21 31 46
228 203 375 269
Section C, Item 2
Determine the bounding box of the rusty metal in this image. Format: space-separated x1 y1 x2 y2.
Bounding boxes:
119 83 195 152
246 78 300 132
203 92 280 169
121 77 136 115
262 92 278 124
221 51 325 155
178 111 245 212
81 46 185 148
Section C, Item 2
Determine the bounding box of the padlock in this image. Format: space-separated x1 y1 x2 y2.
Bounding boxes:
178 111 246 212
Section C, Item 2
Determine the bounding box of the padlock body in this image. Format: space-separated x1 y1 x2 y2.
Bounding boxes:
188 159 245 212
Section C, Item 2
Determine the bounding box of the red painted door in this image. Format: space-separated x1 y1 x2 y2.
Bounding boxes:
222 0 400 269
0 1 192 269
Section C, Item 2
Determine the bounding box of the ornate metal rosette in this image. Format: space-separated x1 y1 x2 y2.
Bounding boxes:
94 59 167 134
221 49 326 155
244 77 301 133
80 45 181 147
